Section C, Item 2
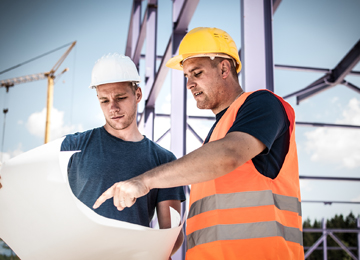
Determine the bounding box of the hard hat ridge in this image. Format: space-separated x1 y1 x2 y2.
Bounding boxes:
89 53 141 89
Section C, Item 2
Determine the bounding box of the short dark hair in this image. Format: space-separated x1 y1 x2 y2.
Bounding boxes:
211 58 238 80
129 82 139 94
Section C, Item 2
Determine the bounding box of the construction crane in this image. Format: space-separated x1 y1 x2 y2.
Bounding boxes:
0 41 76 143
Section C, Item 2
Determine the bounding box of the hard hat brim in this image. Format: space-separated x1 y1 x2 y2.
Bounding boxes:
166 52 241 73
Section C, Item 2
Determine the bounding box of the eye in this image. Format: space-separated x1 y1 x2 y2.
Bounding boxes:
101 100 109 104
194 71 202 78
118 97 127 101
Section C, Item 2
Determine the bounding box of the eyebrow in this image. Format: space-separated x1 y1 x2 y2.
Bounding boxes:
184 66 201 77
98 92 127 100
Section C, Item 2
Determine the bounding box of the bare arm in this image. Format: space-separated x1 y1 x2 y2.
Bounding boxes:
93 131 265 210
156 200 184 256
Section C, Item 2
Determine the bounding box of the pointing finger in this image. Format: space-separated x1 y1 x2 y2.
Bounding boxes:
93 184 116 209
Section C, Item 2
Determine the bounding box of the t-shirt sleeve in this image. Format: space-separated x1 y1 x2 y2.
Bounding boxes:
60 135 73 151
228 90 289 154
60 132 84 152
156 151 186 203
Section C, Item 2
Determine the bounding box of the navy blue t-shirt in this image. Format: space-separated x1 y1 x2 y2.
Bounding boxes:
61 127 185 227
204 90 290 179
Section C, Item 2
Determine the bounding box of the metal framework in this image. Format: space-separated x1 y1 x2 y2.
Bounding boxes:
304 218 360 260
125 1 360 259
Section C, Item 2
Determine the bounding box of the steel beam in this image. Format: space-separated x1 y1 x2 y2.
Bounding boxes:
342 80 360 94
328 233 358 260
144 0 157 140
187 123 204 144
170 35 186 157
125 0 142 59
132 7 148 67
331 40 360 84
296 121 360 129
302 200 360 205
299 176 360 181
275 64 360 76
241 0 274 92
283 40 360 104
272 0 282 13
322 219 328 259
303 228 360 233
296 82 332 104
145 39 172 106
282 74 329 99
305 234 326 259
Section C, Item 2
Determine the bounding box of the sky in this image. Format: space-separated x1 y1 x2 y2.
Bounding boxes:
0 0 360 227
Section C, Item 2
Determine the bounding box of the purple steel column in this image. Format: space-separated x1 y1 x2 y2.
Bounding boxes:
171 2 187 260
241 0 274 92
170 32 187 158
170 0 186 159
132 1 142 63
322 218 328 260
144 0 157 140
125 0 141 58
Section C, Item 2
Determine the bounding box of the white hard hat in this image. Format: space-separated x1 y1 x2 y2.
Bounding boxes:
89 53 141 89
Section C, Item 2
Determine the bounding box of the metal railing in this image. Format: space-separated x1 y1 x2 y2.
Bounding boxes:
304 218 360 260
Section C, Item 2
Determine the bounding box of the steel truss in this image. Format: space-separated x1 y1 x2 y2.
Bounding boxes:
304 218 360 260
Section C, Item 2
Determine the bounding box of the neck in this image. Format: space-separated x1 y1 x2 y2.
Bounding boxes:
104 123 144 142
212 84 244 114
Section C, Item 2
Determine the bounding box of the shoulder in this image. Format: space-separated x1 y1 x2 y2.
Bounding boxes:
61 127 101 151
245 90 282 105
241 90 286 116
144 137 177 162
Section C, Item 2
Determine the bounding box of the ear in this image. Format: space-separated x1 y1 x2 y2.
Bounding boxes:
135 87 142 103
220 59 231 79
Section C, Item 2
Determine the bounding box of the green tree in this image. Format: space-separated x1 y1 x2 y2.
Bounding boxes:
0 239 19 260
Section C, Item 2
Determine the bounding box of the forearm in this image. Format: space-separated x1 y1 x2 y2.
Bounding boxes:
143 137 244 190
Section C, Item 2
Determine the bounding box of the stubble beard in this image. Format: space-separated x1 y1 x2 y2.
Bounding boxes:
105 110 136 131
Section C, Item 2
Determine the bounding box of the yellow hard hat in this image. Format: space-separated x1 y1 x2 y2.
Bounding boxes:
166 27 242 73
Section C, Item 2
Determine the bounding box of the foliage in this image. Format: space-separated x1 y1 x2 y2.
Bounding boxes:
0 238 19 260
303 212 359 260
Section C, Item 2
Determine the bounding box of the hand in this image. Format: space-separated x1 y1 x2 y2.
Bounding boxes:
93 176 150 211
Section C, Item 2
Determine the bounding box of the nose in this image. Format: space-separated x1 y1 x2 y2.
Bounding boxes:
186 78 195 90
109 100 120 112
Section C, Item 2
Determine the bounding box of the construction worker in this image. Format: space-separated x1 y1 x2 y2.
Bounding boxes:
93 28 303 259
0 54 185 258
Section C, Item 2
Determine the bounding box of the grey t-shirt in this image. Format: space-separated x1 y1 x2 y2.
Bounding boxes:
61 127 185 227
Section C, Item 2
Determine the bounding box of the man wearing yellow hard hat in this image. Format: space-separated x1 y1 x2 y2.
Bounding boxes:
94 28 303 260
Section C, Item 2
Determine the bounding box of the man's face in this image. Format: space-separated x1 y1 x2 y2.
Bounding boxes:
183 57 224 113
96 82 141 132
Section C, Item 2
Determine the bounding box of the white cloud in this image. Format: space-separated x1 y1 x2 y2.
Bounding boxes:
26 108 83 141
304 98 360 169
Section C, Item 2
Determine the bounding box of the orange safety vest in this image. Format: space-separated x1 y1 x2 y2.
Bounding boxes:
186 90 304 260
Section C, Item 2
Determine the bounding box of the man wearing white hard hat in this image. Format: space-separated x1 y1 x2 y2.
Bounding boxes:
93 28 303 260
60 53 185 256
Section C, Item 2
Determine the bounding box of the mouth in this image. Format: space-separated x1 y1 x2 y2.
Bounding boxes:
111 115 124 120
193 91 203 98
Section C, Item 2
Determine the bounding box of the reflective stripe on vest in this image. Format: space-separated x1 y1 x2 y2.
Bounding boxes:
187 220 304 250
188 190 302 219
